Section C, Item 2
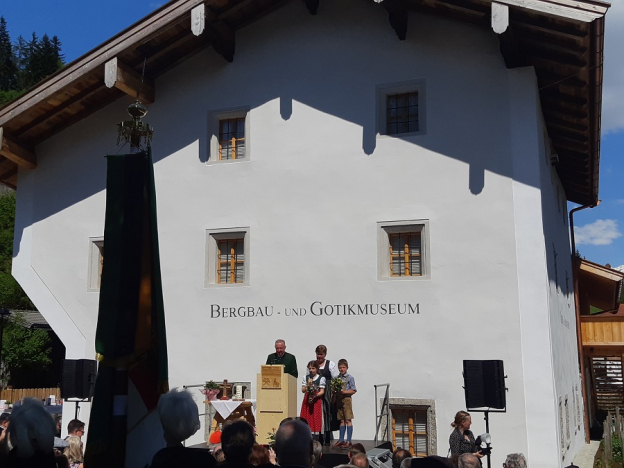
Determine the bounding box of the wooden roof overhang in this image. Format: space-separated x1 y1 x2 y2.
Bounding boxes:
579 259 624 315
577 261 624 351
0 0 609 203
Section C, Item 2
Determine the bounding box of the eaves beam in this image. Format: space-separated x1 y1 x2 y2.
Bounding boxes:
0 127 37 170
192 3 235 62
104 57 156 104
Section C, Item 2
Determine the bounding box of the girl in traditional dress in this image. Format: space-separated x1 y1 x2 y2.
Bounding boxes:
315 344 339 445
300 360 326 439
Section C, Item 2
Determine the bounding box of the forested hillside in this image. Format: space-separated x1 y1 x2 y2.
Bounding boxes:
0 16 65 105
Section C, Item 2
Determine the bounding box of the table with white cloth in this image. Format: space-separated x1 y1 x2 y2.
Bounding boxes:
205 399 257 431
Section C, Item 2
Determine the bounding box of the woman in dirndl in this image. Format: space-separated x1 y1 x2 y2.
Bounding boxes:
315 344 339 445
300 360 326 439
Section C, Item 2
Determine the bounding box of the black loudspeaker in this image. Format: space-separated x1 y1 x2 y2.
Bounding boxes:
463 360 506 409
61 359 97 400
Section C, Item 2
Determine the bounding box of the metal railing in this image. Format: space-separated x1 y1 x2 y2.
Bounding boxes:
374 383 391 445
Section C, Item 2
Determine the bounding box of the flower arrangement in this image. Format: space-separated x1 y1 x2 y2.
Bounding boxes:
205 380 220 390
330 376 346 393
200 380 220 400
305 379 318 404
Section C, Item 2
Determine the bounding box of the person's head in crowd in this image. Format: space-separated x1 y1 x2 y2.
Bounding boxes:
65 435 83 465
351 453 370 468
0 412 9 429
221 420 255 463
457 453 480 468
8 398 56 458
393 448 412 468
214 447 225 464
307 360 320 377
348 443 366 459
399 458 413 468
275 419 313 467
338 359 349 375
250 444 270 466
280 416 308 426
315 345 328 364
312 440 323 466
503 453 527 468
66 419 85 438
158 388 200 446
451 412 471 432
275 339 287 357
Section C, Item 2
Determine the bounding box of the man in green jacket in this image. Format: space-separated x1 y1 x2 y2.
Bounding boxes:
266 339 298 378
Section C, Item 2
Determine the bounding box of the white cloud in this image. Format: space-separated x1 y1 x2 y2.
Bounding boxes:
575 219 622 245
602 3 624 133
617 199 624 204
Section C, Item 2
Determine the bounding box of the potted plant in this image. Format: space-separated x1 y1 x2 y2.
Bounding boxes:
200 381 220 401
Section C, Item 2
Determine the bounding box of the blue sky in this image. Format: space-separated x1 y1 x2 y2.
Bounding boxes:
1 1 622 267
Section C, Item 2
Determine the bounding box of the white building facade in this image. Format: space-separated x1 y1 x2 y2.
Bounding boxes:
3 1 608 467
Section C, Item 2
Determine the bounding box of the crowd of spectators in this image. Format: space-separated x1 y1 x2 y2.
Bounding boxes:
0 398 86 468
0 390 529 468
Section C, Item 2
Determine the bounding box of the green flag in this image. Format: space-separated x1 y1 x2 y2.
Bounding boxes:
85 149 168 468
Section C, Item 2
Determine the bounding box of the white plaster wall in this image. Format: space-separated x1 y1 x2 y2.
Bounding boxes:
509 69 585 468
537 110 586 465
10 1 575 465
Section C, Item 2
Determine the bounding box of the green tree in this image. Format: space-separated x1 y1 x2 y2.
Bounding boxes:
0 192 34 310
0 191 49 388
0 19 66 106
1 312 51 387
0 17 17 91
12 34 28 91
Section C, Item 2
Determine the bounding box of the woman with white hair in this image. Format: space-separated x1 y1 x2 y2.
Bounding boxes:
150 388 217 468
4 398 57 468
503 453 527 468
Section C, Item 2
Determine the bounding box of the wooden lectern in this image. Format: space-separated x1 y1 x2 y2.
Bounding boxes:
256 365 297 444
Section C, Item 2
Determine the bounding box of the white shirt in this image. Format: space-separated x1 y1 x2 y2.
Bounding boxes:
301 375 327 387
319 360 339 379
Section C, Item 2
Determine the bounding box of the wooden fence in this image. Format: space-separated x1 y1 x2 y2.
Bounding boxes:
600 408 624 468
0 387 61 403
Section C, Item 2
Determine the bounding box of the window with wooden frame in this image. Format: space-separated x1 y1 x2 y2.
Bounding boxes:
391 407 429 457
389 232 421 277
205 228 250 287
378 221 429 280
88 238 104 291
218 117 246 161
217 238 244 284
208 108 250 164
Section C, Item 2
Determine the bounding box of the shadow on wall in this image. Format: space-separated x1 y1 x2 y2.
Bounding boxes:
15 1 545 258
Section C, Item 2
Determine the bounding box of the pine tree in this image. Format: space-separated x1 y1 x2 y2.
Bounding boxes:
12 35 28 91
23 32 41 88
0 17 17 91
0 20 66 106
36 34 59 81
51 36 65 69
